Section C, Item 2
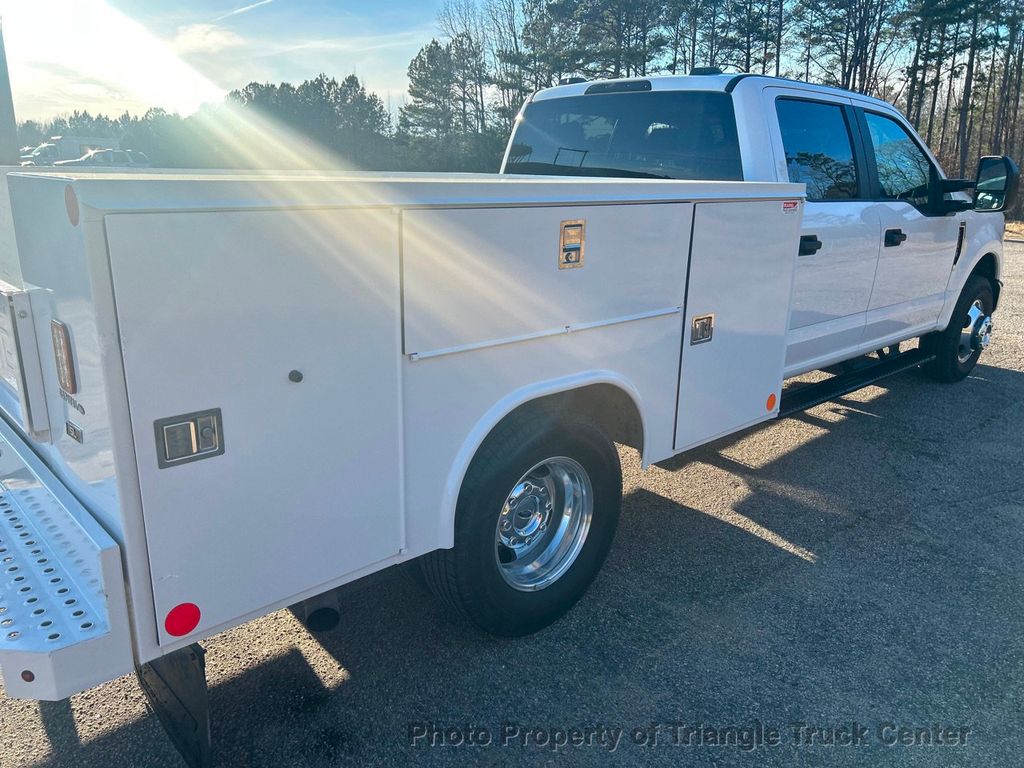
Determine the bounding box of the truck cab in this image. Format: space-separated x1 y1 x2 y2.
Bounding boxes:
501 73 1018 381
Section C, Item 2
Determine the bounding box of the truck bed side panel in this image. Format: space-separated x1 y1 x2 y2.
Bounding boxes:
402 204 691 357
104 208 404 645
400 203 693 552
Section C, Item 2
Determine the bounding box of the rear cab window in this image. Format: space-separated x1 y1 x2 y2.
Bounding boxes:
775 98 861 201
503 91 743 181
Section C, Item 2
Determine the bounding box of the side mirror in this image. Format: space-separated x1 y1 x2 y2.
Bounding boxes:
974 155 1020 212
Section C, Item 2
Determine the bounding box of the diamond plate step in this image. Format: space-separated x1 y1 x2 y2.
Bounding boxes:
0 417 133 699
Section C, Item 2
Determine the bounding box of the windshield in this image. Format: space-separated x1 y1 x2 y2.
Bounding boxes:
503 91 743 181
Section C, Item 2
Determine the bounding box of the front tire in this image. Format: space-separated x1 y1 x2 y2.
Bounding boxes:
421 405 621 636
921 275 994 383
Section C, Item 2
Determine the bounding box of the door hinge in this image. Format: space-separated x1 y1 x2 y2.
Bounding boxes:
0 282 54 442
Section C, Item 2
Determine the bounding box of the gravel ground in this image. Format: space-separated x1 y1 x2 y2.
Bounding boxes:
2 243 1023 768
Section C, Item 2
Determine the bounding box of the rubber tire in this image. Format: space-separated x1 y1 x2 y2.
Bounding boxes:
921 275 994 383
420 405 621 637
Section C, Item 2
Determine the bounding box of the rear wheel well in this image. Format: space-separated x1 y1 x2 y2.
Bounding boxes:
490 384 644 457
970 253 1000 308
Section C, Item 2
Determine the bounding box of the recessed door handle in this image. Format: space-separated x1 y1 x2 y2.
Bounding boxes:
884 228 908 247
799 234 823 256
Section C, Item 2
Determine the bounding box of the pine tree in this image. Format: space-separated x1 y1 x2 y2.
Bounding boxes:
400 40 457 139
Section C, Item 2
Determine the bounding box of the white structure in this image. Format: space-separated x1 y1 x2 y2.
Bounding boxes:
0 173 804 699
0 72 1015 766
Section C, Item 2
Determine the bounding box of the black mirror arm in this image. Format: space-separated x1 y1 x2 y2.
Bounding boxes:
940 178 975 193
927 167 971 216
936 199 973 215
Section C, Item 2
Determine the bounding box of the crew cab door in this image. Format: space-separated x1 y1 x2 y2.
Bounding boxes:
855 107 963 341
763 88 881 375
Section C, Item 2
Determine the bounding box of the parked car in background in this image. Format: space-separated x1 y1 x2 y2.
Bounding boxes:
125 150 151 168
53 148 150 168
19 135 119 166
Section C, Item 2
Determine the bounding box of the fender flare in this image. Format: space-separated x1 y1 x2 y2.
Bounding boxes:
939 242 1002 329
436 370 647 548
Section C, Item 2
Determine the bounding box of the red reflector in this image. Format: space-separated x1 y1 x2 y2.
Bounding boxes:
766 393 778 411
165 603 201 637
65 185 80 227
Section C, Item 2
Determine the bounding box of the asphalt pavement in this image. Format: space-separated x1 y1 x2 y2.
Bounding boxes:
2 243 1023 768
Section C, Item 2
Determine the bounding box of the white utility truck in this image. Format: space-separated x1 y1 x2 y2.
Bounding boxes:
0 73 1017 767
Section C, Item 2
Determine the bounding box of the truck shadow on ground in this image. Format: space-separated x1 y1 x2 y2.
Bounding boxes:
26 363 1024 767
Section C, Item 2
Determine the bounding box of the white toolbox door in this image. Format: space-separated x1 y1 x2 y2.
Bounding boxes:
675 200 801 451
105 208 403 643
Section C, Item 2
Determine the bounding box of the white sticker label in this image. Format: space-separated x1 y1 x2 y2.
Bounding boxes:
782 200 800 214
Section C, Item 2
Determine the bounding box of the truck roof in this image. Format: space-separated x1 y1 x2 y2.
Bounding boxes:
530 73 895 112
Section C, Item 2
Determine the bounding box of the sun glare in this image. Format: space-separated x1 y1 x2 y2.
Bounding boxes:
4 0 223 118
1 0 556 346
2 0 380 175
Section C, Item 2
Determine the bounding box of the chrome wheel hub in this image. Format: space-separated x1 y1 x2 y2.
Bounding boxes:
495 457 593 592
958 299 993 364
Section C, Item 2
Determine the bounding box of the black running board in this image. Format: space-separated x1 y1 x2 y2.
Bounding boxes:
779 349 936 418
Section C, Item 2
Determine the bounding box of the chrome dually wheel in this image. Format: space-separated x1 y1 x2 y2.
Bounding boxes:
421 405 622 636
495 457 593 592
957 298 993 364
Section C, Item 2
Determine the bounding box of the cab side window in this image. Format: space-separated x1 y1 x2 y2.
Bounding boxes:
776 98 859 201
863 112 932 208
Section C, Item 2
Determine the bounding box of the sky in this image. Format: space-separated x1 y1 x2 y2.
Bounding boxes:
2 0 446 122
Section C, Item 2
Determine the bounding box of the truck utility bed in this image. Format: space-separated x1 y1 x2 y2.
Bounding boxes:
0 170 803 699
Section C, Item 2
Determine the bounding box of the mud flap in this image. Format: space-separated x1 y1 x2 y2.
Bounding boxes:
136 643 212 768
